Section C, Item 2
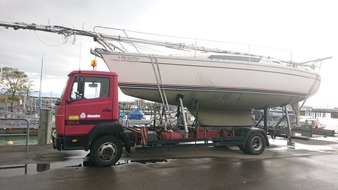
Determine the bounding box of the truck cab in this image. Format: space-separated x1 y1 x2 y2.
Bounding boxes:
52 70 130 166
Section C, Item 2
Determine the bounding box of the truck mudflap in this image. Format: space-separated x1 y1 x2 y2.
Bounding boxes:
119 131 131 153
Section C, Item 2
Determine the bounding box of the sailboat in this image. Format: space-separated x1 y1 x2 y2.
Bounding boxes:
89 27 327 126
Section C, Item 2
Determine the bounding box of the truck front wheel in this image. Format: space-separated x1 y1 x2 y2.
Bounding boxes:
90 136 122 167
243 133 266 155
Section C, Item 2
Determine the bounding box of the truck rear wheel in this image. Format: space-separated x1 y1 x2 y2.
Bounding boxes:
90 136 122 167
243 133 266 155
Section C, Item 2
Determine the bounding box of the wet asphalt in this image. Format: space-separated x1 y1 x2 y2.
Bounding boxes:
1 138 338 190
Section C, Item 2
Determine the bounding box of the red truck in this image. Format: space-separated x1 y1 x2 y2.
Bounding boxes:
52 70 269 167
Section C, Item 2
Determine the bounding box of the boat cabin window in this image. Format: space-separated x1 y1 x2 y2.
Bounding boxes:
208 55 261 62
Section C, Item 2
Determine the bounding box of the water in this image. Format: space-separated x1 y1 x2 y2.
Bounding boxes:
0 164 54 177
0 154 86 177
0 136 38 146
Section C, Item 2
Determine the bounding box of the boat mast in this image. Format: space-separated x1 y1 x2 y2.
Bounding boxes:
0 21 330 69
0 21 254 56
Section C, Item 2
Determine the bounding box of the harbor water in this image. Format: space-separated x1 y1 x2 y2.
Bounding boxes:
0 136 38 146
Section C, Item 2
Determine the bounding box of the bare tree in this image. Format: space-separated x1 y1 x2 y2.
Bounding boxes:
0 67 33 112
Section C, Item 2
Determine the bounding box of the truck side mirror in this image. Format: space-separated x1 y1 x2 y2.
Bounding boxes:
69 76 85 101
78 77 85 94
55 98 61 106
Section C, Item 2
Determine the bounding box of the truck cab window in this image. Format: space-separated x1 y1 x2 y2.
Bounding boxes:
83 77 109 99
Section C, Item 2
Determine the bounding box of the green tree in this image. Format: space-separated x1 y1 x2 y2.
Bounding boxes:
0 67 33 112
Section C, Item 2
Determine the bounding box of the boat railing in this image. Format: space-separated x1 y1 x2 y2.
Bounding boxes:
93 26 290 58
93 25 330 72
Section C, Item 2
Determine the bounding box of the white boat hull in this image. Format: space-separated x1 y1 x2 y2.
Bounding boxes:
98 49 321 126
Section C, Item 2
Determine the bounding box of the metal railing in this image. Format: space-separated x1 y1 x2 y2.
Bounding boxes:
0 118 30 151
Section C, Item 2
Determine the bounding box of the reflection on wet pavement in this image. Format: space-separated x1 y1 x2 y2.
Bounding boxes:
0 157 169 177
1 137 338 178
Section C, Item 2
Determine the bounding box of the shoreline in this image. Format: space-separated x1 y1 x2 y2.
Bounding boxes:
0 144 52 153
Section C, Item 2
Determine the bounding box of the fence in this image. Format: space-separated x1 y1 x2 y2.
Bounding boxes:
0 118 30 151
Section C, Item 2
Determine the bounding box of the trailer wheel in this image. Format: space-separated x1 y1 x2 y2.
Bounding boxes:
244 133 266 155
90 136 122 167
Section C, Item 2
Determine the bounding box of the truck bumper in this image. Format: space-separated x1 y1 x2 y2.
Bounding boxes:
52 130 62 151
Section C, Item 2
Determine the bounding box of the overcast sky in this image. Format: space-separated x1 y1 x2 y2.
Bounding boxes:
0 0 337 107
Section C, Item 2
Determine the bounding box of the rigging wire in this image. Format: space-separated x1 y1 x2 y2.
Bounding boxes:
34 31 68 47
0 21 330 71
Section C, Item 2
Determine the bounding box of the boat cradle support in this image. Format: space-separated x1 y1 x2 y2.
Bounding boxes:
256 105 295 145
176 94 189 138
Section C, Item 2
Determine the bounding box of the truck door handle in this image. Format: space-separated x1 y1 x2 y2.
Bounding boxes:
102 109 112 112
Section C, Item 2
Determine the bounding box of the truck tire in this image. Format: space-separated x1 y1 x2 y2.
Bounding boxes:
90 136 122 167
243 133 266 155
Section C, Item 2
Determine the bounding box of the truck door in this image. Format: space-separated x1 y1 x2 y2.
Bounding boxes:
65 76 113 135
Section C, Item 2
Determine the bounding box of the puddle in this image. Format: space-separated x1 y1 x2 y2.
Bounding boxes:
132 159 168 164
115 159 168 165
268 138 337 152
0 157 169 177
0 163 81 177
0 150 86 177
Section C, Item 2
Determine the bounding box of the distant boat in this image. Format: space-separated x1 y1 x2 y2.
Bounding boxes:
128 108 145 120
300 117 326 129
252 107 295 127
119 112 126 119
